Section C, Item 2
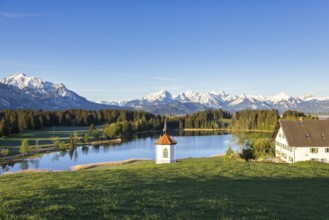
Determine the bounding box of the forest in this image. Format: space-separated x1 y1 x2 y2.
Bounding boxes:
0 109 232 137
230 109 280 131
0 108 320 138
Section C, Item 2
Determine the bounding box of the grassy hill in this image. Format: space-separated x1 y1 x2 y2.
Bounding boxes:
1 158 329 219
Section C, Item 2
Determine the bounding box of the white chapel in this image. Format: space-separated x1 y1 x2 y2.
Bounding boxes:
154 119 177 164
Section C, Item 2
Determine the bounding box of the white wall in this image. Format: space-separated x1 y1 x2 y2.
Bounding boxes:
275 127 294 163
295 147 329 163
155 145 176 164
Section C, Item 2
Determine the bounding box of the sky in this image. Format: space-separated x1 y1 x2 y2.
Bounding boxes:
1 0 329 101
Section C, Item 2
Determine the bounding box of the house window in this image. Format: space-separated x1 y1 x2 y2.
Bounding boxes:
311 158 318 162
321 159 327 163
325 148 329 153
289 156 293 162
310 148 318 153
163 148 168 158
279 133 281 138
282 134 285 139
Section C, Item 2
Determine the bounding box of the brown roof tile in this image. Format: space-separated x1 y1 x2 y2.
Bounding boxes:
279 120 329 147
155 134 177 145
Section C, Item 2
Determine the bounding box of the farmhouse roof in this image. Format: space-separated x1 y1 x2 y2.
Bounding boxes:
155 134 177 145
279 120 329 147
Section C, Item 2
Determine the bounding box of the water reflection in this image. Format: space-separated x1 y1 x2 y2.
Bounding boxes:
81 146 89 155
20 161 29 170
30 158 40 169
52 153 61 162
1 132 242 174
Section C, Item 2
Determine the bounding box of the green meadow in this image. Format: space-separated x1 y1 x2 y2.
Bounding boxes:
1 158 329 219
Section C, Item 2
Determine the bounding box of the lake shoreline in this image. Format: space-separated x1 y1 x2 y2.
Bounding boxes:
72 158 153 171
0 138 122 164
1 131 271 174
184 128 274 133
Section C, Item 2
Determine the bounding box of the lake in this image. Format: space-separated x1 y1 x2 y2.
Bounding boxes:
0 132 241 174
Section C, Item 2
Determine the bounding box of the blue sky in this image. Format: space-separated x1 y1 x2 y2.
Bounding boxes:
1 0 329 101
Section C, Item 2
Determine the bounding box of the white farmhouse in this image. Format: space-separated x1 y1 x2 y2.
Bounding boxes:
154 119 177 164
275 120 329 163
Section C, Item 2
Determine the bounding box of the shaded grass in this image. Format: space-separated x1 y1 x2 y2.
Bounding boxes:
1 158 329 219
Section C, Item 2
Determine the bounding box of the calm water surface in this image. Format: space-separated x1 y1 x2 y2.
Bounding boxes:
1 132 241 174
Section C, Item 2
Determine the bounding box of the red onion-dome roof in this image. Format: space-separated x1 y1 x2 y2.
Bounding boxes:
155 134 177 145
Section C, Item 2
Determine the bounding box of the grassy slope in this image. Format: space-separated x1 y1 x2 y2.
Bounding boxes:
1 158 329 219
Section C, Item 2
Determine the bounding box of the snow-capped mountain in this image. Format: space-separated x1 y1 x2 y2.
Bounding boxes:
2 73 329 114
96 100 127 106
0 73 122 110
0 73 75 99
102 89 329 114
142 90 174 103
176 90 224 108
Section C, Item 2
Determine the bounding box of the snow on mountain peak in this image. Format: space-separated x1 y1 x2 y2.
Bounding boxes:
1 73 44 89
269 92 293 103
210 90 227 97
301 93 315 101
0 73 72 98
13 72 27 77
142 90 173 102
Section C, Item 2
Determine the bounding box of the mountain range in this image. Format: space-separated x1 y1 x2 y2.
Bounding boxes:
100 89 329 114
0 73 119 110
1 73 329 115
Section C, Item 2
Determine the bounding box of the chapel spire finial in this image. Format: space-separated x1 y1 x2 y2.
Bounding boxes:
163 118 167 134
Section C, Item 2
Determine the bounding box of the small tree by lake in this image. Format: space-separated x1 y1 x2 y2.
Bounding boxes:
59 141 66 150
69 135 75 149
83 133 89 144
20 139 30 155
53 137 60 149
91 128 100 140
224 146 236 161
34 139 41 154
1 148 9 158
73 132 80 145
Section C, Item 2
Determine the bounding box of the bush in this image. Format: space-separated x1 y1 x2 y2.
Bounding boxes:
224 146 236 161
240 147 255 161
19 139 30 155
1 148 9 157
59 141 66 150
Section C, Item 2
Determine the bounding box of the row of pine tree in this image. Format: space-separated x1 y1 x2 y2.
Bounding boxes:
0 108 318 137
